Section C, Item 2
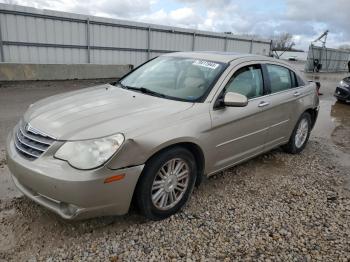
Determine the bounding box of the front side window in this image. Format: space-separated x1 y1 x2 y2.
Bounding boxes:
120 56 226 102
225 64 264 99
266 64 292 93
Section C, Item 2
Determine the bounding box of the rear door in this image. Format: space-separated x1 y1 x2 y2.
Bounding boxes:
262 63 308 149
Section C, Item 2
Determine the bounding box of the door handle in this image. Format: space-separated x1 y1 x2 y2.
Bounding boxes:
258 101 270 107
294 91 301 97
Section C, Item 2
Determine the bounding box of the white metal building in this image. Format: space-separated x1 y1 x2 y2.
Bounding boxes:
0 3 272 67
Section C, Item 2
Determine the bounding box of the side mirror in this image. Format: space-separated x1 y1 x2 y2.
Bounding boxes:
223 92 248 107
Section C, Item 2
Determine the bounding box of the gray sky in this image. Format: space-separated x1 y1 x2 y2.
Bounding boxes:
2 0 349 50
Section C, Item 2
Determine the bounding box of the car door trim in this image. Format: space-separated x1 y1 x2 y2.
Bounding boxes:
248 85 309 102
207 145 265 176
216 118 289 148
208 135 288 177
216 126 269 148
270 119 289 128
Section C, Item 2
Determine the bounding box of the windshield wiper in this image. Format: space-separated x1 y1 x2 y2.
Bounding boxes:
115 82 129 89
138 87 167 98
116 82 187 101
119 84 167 98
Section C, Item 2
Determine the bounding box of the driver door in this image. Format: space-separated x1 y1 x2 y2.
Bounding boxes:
208 63 272 172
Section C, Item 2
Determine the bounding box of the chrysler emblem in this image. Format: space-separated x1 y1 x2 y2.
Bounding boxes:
26 123 39 134
26 123 50 138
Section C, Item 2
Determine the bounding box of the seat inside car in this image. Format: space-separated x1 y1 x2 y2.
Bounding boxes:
227 71 256 98
174 66 207 98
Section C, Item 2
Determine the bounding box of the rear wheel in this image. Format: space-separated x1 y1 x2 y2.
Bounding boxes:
135 147 197 220
283 112 311 154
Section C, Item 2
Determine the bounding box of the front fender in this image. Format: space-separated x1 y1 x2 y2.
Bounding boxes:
107 135 206 170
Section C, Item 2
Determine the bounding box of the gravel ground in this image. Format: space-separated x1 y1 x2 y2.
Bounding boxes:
0 74 350 261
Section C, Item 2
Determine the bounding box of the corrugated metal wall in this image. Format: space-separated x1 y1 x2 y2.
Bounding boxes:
305 45 350 72
0 3 272 66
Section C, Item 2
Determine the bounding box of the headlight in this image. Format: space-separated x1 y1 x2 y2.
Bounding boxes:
55 134 124 170
340 80 349 88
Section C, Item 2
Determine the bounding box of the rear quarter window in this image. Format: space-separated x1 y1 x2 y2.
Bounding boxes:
296 74 305 86
290 71 297 88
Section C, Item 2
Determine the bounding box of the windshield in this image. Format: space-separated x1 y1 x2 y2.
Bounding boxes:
120 56 226 102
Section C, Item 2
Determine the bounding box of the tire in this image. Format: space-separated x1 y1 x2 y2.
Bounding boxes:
135 147 197 220
282 112 312 154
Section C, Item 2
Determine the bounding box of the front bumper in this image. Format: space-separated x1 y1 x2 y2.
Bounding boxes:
6 133 144 220
334 86 350 102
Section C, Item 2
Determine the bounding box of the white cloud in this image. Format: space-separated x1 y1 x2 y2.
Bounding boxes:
134 6 203 29
3 0 78 10
169 7 193 20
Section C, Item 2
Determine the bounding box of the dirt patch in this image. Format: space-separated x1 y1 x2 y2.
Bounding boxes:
0 150 6 168
0 159 6 169
0 149 22 200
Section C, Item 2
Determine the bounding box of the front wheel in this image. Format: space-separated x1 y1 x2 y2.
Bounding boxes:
135 147 197 220
282 112 311 154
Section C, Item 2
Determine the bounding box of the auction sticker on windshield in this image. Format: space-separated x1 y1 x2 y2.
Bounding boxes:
192 60 219 69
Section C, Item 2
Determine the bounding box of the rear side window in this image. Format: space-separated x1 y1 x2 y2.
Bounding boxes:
266 64 292 93
225 64 264 99
291 70 306 87
296 75 305 86
290 71 297 88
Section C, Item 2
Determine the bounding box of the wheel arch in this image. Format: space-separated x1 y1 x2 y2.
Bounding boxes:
144 141 205 187
304 107 318 129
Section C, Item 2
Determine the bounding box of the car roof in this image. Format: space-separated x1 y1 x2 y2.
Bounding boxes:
162 51 274 64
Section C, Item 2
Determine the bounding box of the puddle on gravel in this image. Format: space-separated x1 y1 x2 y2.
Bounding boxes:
312 100 337 139
330 102 350 148
312 99 350 158
312 99 350 174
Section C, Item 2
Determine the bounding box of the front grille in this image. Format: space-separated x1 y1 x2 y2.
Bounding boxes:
14 122 56 160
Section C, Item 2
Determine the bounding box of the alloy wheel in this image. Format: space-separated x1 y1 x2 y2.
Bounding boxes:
151 158 190 210
295 118 309 148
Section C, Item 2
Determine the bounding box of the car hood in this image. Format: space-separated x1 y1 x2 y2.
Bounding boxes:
24 84 194 140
